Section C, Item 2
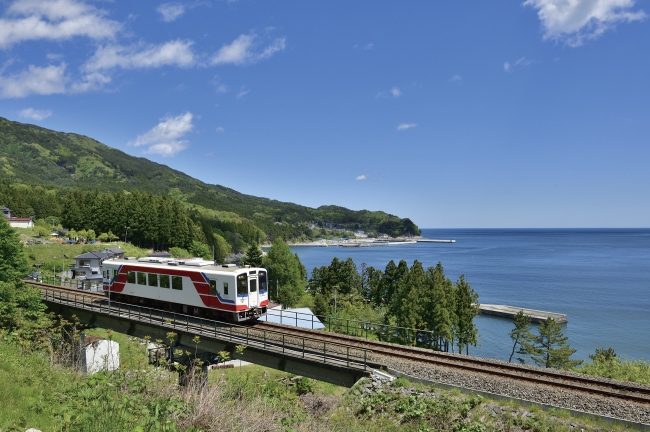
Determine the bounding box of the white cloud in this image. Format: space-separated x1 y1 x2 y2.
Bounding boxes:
70 71 111 93
504 57 535 72
131 112 194 156
84 40 196 71
356 174 368 181
0 0 121 49
450 74 462 83
236 86 250 98
18 107 52 120
391 87 402 98
353 43 373 50
215 126 225 133
524 0 646 46
0 63 67 98
397 123 417 131
157 3 185 22
144 142 189 156
211 33 286 65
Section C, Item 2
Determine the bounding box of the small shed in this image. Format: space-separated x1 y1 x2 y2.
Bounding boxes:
263 307 325 330
80 336 120 374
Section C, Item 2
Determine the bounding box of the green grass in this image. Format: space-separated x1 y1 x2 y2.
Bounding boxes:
0 340 81 431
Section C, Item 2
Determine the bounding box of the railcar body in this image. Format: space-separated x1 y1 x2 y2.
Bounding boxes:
101 258 268 322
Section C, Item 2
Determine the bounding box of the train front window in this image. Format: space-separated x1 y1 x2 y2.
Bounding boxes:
237 274 247 295
159 275 170 289
258 271 267 292
137 272 146 285
210 280 217 296
127 272 135 283
249 278 257 293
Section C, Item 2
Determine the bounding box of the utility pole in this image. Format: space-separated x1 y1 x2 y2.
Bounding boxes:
333 285 339 315
124 226 130 243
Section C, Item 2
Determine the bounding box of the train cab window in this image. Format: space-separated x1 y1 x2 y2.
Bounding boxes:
159 274 170 289
237 274 247 296
250 278 257 293
259 271 267 292
223 282 229 295
148 273 158 287
137 272 146 285
172 276 183 290
127 271 136 283
210 280 217 296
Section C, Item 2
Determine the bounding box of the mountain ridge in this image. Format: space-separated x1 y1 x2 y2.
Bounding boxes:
0 117 420 238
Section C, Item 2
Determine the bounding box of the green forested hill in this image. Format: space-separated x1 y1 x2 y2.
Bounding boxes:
0 117 419 247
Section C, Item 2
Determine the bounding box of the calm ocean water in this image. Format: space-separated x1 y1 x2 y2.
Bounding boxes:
290 229 650 363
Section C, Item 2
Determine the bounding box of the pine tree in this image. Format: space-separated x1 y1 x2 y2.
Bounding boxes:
530 318 583 369
454 275 480 355
0 217 29 282
241 242 263 267
508 311 534 363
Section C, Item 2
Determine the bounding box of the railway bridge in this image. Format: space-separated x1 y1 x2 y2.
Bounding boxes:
36 283 373 387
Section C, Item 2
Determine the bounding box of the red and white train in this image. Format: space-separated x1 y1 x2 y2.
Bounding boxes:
101 257 268 322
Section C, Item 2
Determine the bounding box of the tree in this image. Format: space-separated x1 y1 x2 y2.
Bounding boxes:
0 218 29 282
241 242 263 267
212 233 231 264
530 318 583 369
263 238 306 308
508 311 534 363
189 241 212 260
454 275 480 355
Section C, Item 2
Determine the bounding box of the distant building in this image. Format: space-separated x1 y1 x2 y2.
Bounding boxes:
1 205 35 228
149 251 172 258
73 248 125 279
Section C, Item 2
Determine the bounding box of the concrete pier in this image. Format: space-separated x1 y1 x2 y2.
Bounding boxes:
480 304 567 324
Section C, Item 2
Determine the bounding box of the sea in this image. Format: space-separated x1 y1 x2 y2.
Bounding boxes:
289 229 650 363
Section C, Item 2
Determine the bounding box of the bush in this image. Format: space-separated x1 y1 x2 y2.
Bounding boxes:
295 377 314 395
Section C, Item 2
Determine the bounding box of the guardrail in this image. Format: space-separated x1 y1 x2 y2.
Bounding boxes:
41 287 370 371
263 308 437 347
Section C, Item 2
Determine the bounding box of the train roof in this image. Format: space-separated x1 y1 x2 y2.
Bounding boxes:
103 257 264 273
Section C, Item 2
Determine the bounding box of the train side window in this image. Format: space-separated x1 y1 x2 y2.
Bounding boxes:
259 271 267 292
237 274 247 295
210 280 217 296
159 274 170 289
148 273 158 287
127 271 136 283
223 282 229 295
172 276 183 290
137 272 146 285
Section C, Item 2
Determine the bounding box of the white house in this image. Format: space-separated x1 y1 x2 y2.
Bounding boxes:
2 205 34 228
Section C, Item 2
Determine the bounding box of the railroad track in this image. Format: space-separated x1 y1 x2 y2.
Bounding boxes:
253 321 650 406
27 280 105 298
28 282 650 407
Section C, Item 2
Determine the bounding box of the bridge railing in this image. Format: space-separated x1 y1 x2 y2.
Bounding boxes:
41 288 371 371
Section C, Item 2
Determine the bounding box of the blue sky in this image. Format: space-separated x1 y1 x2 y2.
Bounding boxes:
0 0 648 228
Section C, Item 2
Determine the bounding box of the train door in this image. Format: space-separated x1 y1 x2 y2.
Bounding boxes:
248 272 259 308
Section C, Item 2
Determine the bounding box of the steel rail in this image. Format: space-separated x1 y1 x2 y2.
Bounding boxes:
252 321 650 406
